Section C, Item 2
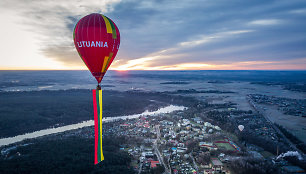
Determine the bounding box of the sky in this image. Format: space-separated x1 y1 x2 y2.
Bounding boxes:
0 0 306 70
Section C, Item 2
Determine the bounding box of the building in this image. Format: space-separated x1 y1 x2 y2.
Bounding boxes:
150 161 160 168
199 142 217 150
210 158 223 172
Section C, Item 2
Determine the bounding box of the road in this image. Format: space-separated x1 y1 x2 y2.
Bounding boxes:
154 125 171 174
247 95 305 156
153 140 171 174
189 152 199 172
155 125 161 140
138 161 143 174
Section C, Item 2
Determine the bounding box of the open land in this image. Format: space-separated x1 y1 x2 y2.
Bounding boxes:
0 85 305 174
0 70 306 174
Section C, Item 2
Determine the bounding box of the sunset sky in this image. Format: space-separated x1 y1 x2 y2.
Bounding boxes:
0 0 306 70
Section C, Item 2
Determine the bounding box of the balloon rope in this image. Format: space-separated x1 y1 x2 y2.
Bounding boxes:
96 84 101 90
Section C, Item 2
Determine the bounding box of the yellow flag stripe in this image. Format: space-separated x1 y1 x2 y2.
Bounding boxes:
102 52 113 73
101 15 112 34
102 56 109 73
99 90 104 161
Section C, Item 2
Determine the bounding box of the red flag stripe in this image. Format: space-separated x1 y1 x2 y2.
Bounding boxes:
92 90 99 164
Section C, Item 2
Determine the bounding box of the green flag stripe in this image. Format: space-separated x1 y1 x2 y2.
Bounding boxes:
96 92 101 161
106 16 117 39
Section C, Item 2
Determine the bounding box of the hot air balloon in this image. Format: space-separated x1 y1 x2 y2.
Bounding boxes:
73 13 120 164
238 125 244 132
73 13 120 85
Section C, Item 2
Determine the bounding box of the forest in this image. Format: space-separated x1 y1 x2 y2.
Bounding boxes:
0 136 134 174
0 89 196 138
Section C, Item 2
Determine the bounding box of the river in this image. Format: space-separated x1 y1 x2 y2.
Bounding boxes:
0 105 186 147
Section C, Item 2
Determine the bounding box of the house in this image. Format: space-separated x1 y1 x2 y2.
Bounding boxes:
199 142 217 150
204 122 212 127
192 128 200 132
179 130 190 135
150 161 160 168
171 147 177 152
177 147 187 153
140 116 146 121
169 139 178 146
144 152 154 158
178 143 185 147
203 169 214 174
208 129 213 134
182 119 190 126
162 150 169 153
143 123 150 128
193 117 202 122
210 158 223 172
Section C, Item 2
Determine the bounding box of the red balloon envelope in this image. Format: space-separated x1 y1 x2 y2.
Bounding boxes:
73 13 120 83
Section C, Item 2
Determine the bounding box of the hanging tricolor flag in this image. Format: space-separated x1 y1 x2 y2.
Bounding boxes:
92 89 104 164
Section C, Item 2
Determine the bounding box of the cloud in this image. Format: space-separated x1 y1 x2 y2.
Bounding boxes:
0 0 121 65
1 0 306 69
179 30 254 47
289 8 306 14
113 56 159 70
248 19 281 25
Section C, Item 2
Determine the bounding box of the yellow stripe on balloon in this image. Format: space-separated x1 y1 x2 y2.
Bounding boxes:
101 15 112 34
102 52 113 73
99 90 104 161
102 56 109 73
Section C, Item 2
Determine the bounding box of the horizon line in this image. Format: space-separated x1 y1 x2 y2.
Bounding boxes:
0 69 306 71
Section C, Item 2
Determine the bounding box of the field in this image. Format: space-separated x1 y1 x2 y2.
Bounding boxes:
214 141 236 151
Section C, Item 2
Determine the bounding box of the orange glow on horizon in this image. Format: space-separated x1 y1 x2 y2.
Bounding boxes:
1 59 306 70
109 59 306 71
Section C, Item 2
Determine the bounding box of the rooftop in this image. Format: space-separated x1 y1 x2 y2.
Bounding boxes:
211 158 223 166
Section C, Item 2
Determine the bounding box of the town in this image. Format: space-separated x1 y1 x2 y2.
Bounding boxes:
60 100 306 174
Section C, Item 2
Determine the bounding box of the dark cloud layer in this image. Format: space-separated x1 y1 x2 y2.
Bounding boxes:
1 0 306 69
